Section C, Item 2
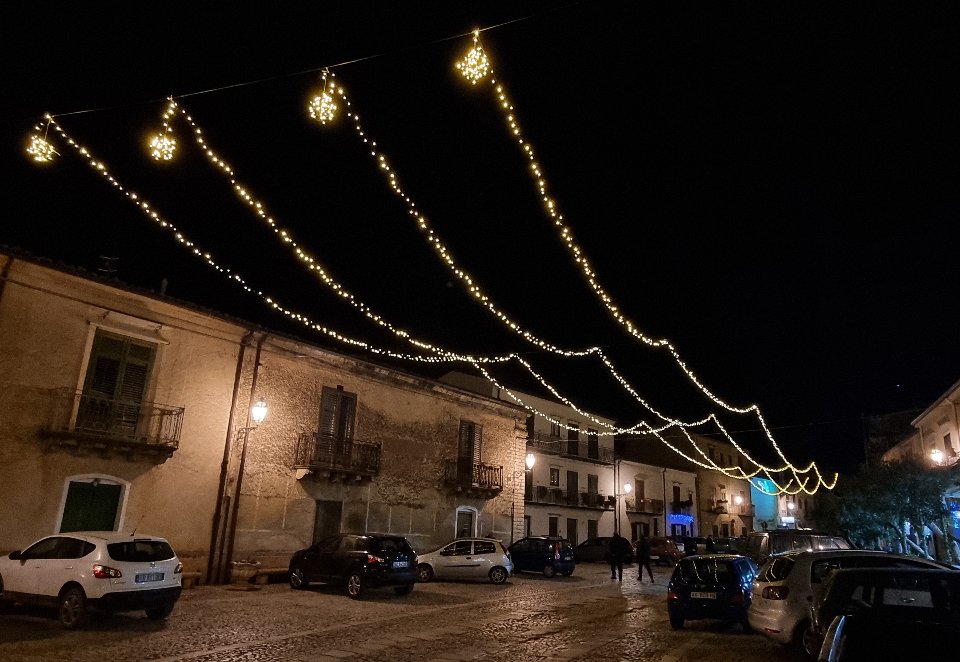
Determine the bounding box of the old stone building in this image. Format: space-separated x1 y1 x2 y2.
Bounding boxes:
0 251 527 583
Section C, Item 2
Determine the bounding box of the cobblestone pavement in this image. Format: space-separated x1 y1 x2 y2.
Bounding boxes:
0 562 807 661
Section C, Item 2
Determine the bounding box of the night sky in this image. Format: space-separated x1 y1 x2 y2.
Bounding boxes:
4 1 959 477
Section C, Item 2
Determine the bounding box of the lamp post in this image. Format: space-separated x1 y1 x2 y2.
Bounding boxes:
787 499 796 529
223 398 267 581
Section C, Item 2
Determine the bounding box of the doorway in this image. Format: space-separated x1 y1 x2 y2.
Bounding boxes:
60 478 123 532
313 500 343 543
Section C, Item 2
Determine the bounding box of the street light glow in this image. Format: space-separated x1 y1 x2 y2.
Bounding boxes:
251 399 268 424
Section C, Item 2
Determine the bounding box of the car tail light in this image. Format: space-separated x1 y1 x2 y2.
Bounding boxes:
761 585 789 600
93 564 122 579
553 542 560 560
367 554 387 565
667 590 679 601
174 562 183 574
730 590 745 605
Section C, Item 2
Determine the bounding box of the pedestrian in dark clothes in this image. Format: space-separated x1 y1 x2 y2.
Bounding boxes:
609 531 631 581
635 534 654 582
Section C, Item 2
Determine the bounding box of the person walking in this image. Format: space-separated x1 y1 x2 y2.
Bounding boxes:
609 531 631 581
635 534 655 582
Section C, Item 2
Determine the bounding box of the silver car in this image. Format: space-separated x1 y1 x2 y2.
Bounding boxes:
748 548 945 657
416 538 513 584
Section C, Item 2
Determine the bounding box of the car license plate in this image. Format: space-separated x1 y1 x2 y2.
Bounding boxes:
136 572 164 583
690 591 716 599
392 560 409 568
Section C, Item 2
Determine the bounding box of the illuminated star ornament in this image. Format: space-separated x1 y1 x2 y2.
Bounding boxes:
149 99 178 161
308 70 338 125
456 30 490 84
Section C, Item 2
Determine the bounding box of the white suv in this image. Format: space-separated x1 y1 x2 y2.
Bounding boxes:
0 531 183 628
748 548 944 657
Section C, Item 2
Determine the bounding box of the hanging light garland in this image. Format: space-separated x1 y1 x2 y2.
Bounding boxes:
26 119 57 162
148 98 177 161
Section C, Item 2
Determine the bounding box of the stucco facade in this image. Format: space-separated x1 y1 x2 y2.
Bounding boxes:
0 252 527 583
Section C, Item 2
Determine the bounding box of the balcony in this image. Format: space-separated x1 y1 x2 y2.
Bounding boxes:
443 459 502 498
525 432 614 464
709 499 728 514
294 432 381 482
41 387 183 460
670 500 694 515
528 486 614 509
626 497 664 514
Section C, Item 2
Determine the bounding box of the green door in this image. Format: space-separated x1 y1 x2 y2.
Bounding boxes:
60 481 121 532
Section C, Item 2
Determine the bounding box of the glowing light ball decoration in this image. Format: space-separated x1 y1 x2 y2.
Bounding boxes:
26 134 57 162
149 133 177 161
308 70 338 125
456 30 490 84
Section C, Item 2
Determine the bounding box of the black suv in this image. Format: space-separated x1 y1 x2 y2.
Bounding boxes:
288 533 417 599
508 536 575 577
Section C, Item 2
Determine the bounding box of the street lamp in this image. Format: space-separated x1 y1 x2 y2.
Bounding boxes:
223 398 267 582
931 448 944 465
525 452 536 471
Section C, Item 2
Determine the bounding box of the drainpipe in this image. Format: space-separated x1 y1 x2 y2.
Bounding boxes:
222 332 268 581
662 467 667 537
207 330 261 584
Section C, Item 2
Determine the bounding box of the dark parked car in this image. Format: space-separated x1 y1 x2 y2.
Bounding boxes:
811 567 960 660
288 533 417 599
648 536 683 565
744 530 853 565
575 537 635 564
508 536 575 577
667 554 758 630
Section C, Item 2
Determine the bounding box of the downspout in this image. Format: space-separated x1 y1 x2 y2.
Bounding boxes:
222 332 268 580
207 329 256 584
662 467 668 537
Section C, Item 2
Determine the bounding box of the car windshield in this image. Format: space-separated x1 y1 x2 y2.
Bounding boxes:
372 537 413 555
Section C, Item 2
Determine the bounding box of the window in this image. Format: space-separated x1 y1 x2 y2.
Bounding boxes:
636 479 645 500
549 467 560 486
587 474 598 494
474 540 496 554
79 329 156 436
946 433 956 457
319 385 356 453
673 484 681 504
548 516 558 537
550 417 561 438
458 419 482 483
587 428 599 459
567 422 579 455
442 541 472 556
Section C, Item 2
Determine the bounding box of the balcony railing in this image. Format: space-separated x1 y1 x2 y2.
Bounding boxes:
294 432 381 479
41 388 183 458
670 500 694 515
709 499 728 514
525 431 614 464
626 497 664 514
527 485 614 509
443 459 503 497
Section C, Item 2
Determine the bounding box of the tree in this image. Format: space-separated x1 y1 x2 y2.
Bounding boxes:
817 459 958 561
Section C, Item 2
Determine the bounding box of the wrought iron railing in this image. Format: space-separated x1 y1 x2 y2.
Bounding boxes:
525 432 614 463
626 497 664 514
43 387 183 451
529 485 613 508
294 432 381 475
670 500 694 515
443 459 503 491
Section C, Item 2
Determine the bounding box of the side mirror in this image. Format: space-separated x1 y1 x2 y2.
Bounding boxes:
8 550 22 560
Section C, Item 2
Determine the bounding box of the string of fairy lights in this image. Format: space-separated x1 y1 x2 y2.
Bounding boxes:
158 79 824 495
21 25 838 495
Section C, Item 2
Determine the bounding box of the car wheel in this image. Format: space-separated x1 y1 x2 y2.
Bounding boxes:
489 567 508 584
800 621 821 659
542 564 556 578
394 583 413 596
346 571 365 599
669 613 684 629
145 600 175 620
416 564 434 582
59 586 87 629
289 566 307 590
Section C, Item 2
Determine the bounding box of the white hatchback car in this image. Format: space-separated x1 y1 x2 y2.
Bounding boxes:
416 537 513 584
0 531 183 628
748 548 945 657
